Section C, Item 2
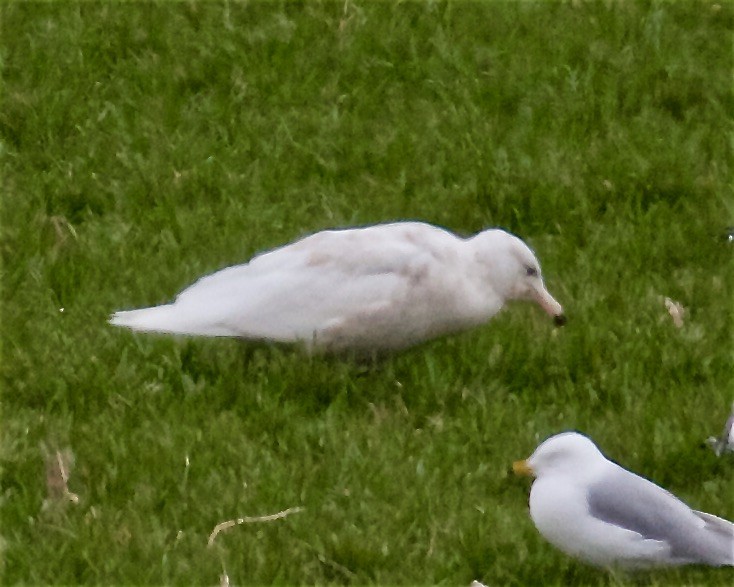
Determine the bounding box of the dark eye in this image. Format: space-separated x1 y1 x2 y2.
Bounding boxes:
525 266 538 277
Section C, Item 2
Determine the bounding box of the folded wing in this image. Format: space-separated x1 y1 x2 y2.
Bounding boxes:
110 223 454 344
587 468 734 566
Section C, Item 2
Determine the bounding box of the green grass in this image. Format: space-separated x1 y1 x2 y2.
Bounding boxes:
2 1 733 584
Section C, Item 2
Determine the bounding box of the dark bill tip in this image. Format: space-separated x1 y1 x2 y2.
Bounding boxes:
553 314 567 327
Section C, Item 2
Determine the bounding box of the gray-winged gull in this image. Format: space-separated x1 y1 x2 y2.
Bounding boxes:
513 432 734 569
706 403 734 457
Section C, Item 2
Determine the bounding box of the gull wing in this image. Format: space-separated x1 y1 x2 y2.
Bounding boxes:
111 223 460 343
586 467 734 566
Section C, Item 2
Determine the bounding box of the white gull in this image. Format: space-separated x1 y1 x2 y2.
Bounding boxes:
110 221 565 355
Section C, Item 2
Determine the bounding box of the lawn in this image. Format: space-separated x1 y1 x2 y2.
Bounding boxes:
1 1 732 585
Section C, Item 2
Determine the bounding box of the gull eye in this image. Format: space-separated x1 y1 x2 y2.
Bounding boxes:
525 266 538 277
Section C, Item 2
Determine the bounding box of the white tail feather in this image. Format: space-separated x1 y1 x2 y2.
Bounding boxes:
109 304 236 337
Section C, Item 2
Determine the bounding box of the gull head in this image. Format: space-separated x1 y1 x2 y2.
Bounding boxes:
513 432 605 479
472 230 566 325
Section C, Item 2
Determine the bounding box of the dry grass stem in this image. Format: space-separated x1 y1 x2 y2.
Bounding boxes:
316 553 358 581
44 448 79 506
207 506 304 547
663 296 686 328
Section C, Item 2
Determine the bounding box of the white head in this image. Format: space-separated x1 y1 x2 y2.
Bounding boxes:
471 229 565 325
513 432 607 479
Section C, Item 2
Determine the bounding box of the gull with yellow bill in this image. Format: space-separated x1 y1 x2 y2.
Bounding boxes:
513 432 734 569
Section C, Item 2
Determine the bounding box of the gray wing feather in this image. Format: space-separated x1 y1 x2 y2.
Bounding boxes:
587 467 734 566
